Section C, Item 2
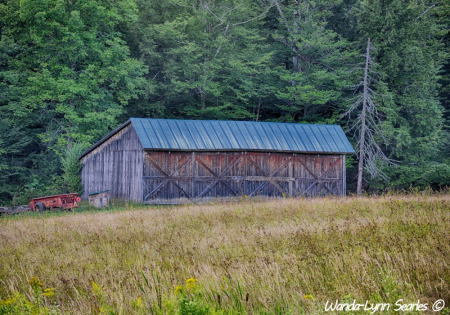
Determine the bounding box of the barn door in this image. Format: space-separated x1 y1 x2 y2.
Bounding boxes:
292 155 343 197
142 153 193 203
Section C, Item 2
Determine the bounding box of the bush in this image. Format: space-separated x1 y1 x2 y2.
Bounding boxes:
61 143 88 194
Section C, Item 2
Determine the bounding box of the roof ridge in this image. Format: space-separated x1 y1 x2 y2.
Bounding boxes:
130 117 341 127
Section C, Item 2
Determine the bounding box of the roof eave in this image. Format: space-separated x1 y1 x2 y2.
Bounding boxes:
79 119 132 160
142 148 355 154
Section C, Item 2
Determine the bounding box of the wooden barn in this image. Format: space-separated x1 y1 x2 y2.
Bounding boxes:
80 118 355 203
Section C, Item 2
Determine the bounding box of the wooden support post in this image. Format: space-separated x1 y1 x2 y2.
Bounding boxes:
192 152 196 198
343 155 346 196
288 155 293 196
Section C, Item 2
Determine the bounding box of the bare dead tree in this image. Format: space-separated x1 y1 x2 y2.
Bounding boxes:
343 38 392 195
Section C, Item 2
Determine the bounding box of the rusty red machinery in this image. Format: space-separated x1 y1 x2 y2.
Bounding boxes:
0 193 82 215
29 193 82 212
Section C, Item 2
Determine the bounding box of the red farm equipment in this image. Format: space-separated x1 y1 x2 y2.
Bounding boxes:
29 193 82 212
1 193 81 215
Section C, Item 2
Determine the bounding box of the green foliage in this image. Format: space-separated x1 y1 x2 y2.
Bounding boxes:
90 281 116 314
353 0 447 189
0 0 146 203
177 278 210 315
5 0 146 153
0 277 59 315
272 0 354 122
130 0 279 120
61 142 89 194
1 0 450 201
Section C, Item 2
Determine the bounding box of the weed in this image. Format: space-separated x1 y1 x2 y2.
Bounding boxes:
0 195 448 314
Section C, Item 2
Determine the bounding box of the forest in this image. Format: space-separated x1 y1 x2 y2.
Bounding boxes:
0 0 449 204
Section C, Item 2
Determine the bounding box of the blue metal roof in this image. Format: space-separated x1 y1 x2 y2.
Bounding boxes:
130 118 354 154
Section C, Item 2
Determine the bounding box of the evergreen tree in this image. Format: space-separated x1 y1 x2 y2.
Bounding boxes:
355 0 447 189
270 0 355 123
130 0 277 120
1 0 450 202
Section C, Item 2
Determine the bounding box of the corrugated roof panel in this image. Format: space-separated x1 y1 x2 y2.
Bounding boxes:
320 125 339 153
166 120 188 149
176 121 196 150
264 123 283 151
238 122 256 149
195 120 216 149
133 119 150 148
269 123 290 151
208 120 231 148
158 119 180 149
222 121 242 149
184 120 205 149
155 120 174 149
329 125 349 153
314 125 333 153
278 124 302 152
129 118 354 154
244 122 264 150
252 122 275 151
141 119 160 148
304 125 322 151
202 121 221 150
233 121 253 149
290 124 315 152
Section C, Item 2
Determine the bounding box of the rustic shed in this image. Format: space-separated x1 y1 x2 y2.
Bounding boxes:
80 118 354 203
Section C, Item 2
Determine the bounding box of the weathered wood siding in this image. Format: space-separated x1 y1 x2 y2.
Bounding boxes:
80 124 143 201
143 151 345 204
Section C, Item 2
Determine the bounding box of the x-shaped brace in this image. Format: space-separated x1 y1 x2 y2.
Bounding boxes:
144 155 193 200
297 157 341 196
247 156 292 197
194 156 242 199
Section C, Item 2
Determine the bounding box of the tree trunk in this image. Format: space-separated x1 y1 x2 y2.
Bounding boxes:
256 96 261 121
357 37 371 196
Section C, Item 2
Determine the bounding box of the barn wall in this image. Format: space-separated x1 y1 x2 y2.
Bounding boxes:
80 124 143 201
142 151 345 204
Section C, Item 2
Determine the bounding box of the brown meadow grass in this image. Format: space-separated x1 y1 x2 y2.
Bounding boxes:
0 194 449 314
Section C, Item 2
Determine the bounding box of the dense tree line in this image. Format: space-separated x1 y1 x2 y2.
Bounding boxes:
0 0 449 204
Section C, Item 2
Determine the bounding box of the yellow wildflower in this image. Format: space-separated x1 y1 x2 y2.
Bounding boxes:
186 277 197 290
175 285 184 294
186 277 197 284
92 281 102 295
135 297 142 308
2 296 17 306
303 295 314 300
43 288 55 297
29 277 43 288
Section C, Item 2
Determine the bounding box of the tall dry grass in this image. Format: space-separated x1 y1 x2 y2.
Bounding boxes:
0 195 449 314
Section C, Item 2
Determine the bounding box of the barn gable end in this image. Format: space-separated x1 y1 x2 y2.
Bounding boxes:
80 122 143 201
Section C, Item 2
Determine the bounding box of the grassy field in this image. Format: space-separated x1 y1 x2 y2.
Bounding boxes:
0 195 449 314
